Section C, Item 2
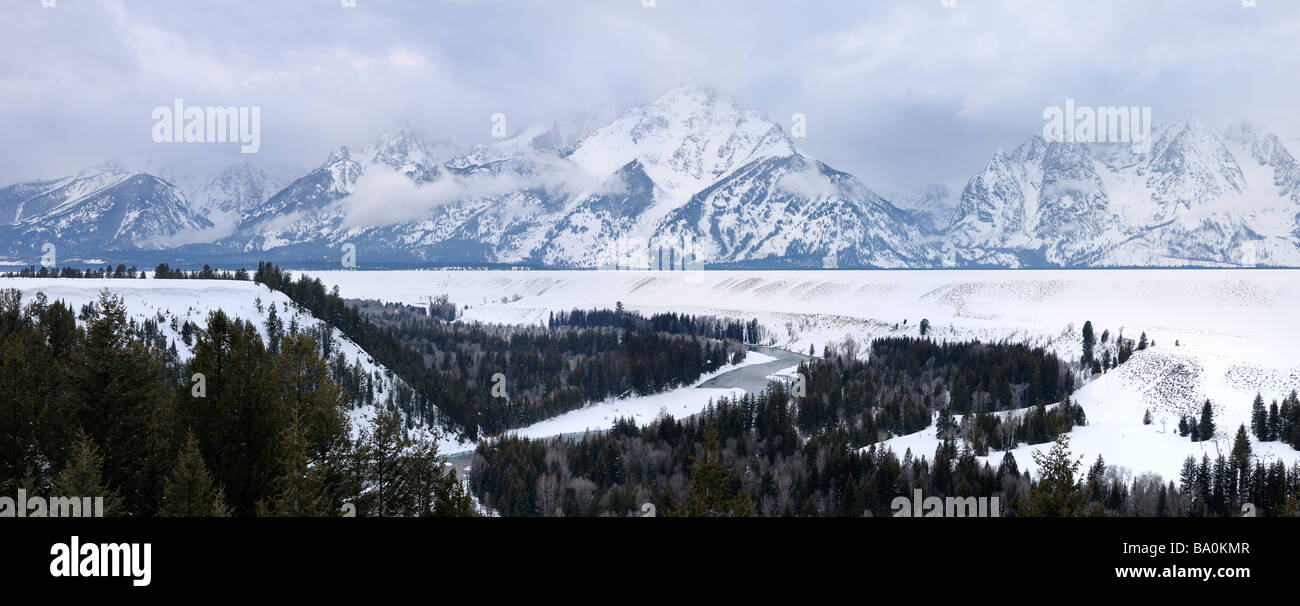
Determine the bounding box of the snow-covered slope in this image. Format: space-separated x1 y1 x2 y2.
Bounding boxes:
877 345 1300 483
0 277 469 452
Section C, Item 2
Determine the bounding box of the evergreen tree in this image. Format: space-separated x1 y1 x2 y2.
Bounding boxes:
263 412 330 516
0 308 54 490
1251 394 1267 440
357 407 410 517
72 290 172 515
1178 456 1197 494
1117 338 1133 365
52 429 123 515
1199 400 1216 442
675 428 751 517
1085 454 1107 504
433 467 477 517
185 310 283 515
1027 434 1084 516
402 433 476 517
159 431 230 517
265 304 284 356
936 406 957 441
271 333 350 463
1081 321 1095 365
1231 425 1252 470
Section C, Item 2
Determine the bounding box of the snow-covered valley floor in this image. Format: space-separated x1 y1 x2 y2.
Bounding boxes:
307 268 1300 482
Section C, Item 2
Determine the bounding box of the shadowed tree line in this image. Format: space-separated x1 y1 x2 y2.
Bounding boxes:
0 288 474 517
472 383 1300 517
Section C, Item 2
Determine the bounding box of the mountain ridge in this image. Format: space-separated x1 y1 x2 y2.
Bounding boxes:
3 85 1299 269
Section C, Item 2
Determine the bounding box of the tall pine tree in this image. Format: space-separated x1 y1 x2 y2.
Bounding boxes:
159 431 230 517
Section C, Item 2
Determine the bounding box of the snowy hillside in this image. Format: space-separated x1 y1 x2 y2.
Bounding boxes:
0 277 471 453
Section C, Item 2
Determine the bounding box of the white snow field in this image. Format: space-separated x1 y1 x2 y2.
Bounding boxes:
306 268 1300 482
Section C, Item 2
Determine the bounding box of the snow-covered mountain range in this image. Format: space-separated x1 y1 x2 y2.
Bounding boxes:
0 162 213 262
940 119 1300 267
3 84 1299 268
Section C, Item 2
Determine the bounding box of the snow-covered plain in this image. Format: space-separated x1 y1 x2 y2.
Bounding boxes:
308 268 1300 482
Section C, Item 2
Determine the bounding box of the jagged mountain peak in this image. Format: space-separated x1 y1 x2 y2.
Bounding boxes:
569 84 795 202
985 147 1013 170
1143 116 1245 210
1148 115 1223 156
76 160 134 178
324 145 352 165
649 82 733 113
198 161 293 217
361 124 457 173
1010 136 1048 165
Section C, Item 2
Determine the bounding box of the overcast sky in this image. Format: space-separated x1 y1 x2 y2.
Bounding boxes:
3 0 1298 201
